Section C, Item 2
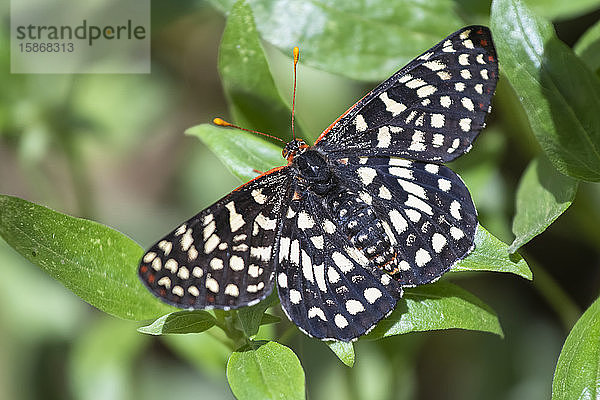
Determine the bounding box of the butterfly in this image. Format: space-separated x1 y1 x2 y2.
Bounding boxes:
138 26 498 342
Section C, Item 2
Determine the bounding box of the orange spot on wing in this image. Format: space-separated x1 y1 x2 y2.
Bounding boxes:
140 265 148 274
480 39 488 46
147 274 155 284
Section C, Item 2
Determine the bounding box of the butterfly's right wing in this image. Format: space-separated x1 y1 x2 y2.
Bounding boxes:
315 26 498 163
275 188 402 341
138 166 293 310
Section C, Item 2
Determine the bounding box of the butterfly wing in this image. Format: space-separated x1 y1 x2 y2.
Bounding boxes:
276 186 402 341
332 155 476 286
138 166 293 309
315 25 498 163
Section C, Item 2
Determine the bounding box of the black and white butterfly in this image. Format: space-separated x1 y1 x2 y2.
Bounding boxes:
139 26 498 342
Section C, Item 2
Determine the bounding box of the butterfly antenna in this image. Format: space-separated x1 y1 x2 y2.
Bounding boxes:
213 118 286 143
291 46 299 140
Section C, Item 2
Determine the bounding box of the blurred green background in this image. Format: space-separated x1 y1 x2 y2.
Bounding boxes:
1 1 600 399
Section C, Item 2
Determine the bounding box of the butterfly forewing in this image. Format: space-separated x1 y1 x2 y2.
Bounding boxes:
139 167 292 309
276 189 402 341
336 156 477 286
316 26 498 163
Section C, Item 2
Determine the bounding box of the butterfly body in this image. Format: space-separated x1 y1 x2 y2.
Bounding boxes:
139 26 498 341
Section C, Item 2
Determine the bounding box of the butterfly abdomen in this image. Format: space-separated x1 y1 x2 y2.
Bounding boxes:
328 190 398 272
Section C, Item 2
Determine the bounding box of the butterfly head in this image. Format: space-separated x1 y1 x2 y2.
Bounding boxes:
282 138 309 162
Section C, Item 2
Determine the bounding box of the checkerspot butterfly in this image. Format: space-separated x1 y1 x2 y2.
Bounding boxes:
139 26 498 341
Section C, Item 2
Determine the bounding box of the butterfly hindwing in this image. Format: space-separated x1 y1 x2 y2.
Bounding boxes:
139 167 292 309
333 156 477 286
276 188 402 341
315 26 498 163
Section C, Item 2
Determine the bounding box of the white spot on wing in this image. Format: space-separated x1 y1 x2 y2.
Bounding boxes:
451 226 465 240
328 266 340 283
461 97 475 112
308 307 327 321
346 299 365 315
440 96 451 108
250 246 271 261
297 211 315 230
251 189 267 204
438 179 451 192
225 284 239 297
405 194 433 215
423 60 446 71
332 251 353 272
431 114 445 128
364 288 382 304
432 233 447 253
415 248 431 267
450 200 462 220
206 277 219 293
314 263 327 292
459 118 471 132
334 314 349 328
377 126 391 148
416 85 437 98
357 167 377 185
424 164 439 174
225 202 245 232
278 273 288 288
230 255 245 271
379 92 407 116
355 114 368 132
158 240 172 256
389 209 408 234
302 249 314 282
289 289 302 304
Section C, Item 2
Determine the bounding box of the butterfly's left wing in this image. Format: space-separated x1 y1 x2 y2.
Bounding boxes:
315 26 498 163
138 166 293 310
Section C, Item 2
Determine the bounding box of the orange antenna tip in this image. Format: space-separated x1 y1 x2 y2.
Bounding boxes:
293 47 299 64
213 117 232 127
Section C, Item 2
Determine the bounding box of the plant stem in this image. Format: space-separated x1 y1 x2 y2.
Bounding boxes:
525 253 581 331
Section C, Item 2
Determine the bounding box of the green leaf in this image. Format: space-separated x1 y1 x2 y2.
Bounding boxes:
186 124 284 182
260 313 281 325
552 295 600 399
367 281 503 339
491 0 600 182
452 225 532 280
326 341 355 368
237 290 279 337
212 0 463 81
137 310 216 335
523 0 600 20
219 0 295 138
0 195 174 320
509 157 578 253
574 19 600 74
227 341 305 400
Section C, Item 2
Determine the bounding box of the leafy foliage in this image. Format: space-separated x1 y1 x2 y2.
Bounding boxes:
553 295 600 399
367 281 503 339
211 0 463 82
227 341 305 400
509 157 578 253
3 0 600 398
0 195 174 321
491 0 600 182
